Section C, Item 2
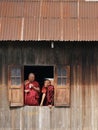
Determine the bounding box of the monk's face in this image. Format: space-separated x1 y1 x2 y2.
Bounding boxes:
44 80 51 87
28 73 35 82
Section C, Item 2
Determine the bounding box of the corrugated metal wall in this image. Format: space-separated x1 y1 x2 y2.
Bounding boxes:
0 0 98 40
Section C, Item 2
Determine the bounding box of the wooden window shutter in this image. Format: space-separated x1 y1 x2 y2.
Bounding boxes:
54 65 70 106
8 65 24 107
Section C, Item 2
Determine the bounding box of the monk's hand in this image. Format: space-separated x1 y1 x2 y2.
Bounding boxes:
48 105 52 108
29 84 33 89
32 86 36 89
25 80 29 85
40 103 43 106
24 90 30 93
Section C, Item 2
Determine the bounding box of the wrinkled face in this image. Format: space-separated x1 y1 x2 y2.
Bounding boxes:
28 73 35 82
44 80 51 87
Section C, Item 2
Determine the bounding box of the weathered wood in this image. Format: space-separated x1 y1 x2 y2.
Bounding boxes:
8 66 24 107
0 43 98 130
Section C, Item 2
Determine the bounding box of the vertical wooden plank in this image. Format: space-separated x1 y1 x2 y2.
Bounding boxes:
0 47 2 85
70 65 77 130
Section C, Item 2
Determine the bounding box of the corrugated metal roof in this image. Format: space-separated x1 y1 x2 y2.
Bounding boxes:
0 0 98 41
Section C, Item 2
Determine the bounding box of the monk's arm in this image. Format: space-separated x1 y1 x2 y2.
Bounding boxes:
33 86 40 92
40 93 46 106
24 89 30 93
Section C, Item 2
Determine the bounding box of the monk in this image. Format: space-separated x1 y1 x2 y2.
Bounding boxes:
24 73 40 106
40 79 54 107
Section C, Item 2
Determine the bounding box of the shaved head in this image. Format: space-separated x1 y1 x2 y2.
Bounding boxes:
44 79 51 87
28 73 35 82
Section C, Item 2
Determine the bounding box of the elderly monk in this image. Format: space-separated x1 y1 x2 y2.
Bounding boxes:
24 73 40 106
40 79 54 107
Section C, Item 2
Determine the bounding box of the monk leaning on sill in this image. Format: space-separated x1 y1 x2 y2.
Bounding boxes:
40 79 54 108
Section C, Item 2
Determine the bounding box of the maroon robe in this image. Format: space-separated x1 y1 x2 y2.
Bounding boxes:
25 81 40 106
42 85 54 106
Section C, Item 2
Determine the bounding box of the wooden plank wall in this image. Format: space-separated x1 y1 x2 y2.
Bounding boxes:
0 43 98 130
0 0 98 40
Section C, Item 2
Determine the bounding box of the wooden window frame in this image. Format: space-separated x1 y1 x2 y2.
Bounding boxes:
8 64 71 107
8 65 24 107
54 65 71 107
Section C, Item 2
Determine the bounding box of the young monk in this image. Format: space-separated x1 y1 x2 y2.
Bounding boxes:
40 79 54 107
24 73 40 106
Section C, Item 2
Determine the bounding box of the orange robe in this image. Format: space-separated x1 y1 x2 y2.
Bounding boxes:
25 81 40 106
42 85 54 106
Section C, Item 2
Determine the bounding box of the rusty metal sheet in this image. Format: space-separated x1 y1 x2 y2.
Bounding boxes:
0 0 78 1
40 18 61 40
79 2 98 18
0 0 98 41
79 19 98 41
41 1 61 18
63 2 78 18
0 2 23 17
0 2 2 17
44 0 77 1
23 18 39 40
0 18 22 40
23 1 40 17
63 19 78 41
0 18 1 39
